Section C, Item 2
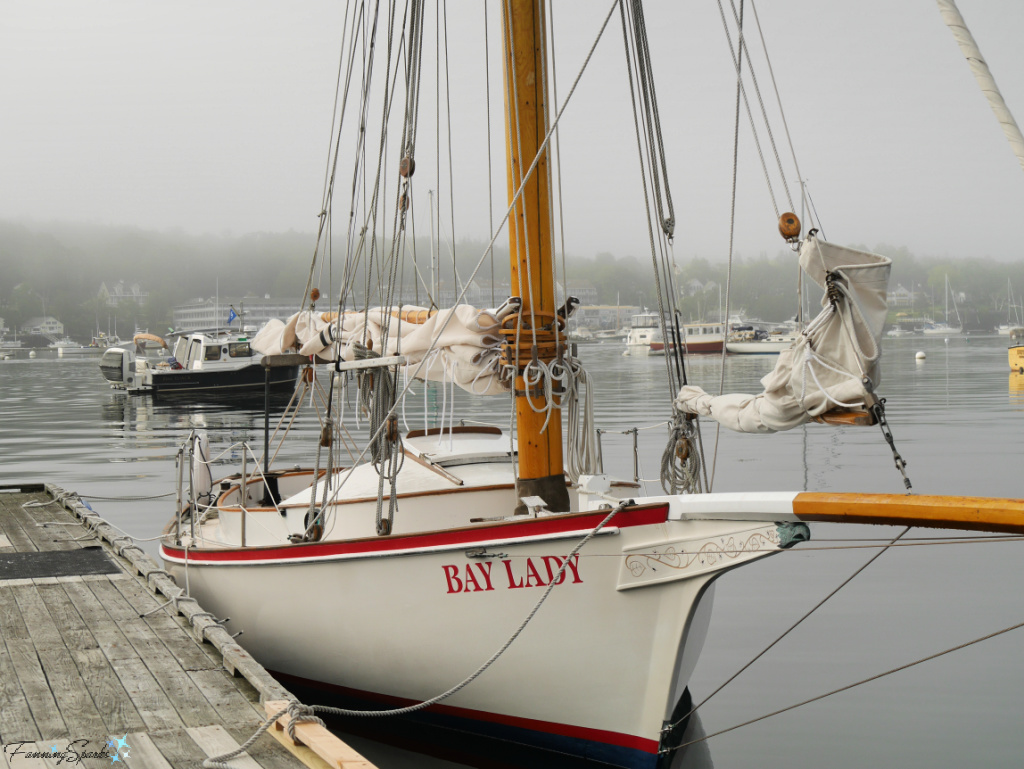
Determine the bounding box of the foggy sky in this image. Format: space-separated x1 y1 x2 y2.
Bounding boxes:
3 1 1024 266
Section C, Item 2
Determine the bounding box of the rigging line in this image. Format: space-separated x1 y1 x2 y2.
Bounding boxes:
626 0 674 238
315 0 354 292
723 0 794 213
484 2 495 307
315 0 621 512
713 0 783 219
804 179 827 240
542 0 566 365
665 526 911 733
618 0 678 399
310 1 363 310
749 0 803 222
709 0 745 492
666 617 1024 753
502 0 537 339
443 0 457 300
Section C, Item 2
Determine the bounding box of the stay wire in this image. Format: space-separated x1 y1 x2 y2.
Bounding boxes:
663 526 911 733
709 0 745 492
665 616 1024 753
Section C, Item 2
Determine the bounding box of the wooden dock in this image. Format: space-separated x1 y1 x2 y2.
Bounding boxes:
0 483 374 769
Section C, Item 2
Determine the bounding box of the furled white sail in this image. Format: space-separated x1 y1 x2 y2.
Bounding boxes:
252 304 509 395
675 237 891 433
936 0 1024 174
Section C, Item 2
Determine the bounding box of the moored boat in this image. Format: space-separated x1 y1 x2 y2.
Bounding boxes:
100 328 299 397
154 2 1024 766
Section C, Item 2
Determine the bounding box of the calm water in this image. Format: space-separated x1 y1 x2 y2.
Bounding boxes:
2 336 1023 767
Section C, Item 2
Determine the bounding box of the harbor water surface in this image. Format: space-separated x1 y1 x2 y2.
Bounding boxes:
2 336 1022 768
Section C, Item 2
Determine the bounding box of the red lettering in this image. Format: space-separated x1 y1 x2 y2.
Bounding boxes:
563 554 583 584
524 558 546 588
463 563 483 592
442 564 463 594
502 559 524 589
542 556 567 585
475 562 495 591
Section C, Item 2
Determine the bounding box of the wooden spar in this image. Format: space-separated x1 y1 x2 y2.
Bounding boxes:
501 0 569 512
793 492 1024 535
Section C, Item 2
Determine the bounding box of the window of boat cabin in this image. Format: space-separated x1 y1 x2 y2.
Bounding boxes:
204 345 222 362
228 342 252 358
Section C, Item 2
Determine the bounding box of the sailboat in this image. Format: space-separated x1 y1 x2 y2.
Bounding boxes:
921 275 963 335
157 3 1024 767
996 278 1022 335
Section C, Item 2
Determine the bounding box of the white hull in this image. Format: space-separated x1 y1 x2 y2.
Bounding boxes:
160 432 794 766
725 336 796 354
922 325 961 336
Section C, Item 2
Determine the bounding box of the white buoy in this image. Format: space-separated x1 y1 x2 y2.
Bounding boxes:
28 350 37 359
916 351 926 360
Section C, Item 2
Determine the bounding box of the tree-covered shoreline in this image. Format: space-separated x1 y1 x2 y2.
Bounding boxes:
2 219 1021 339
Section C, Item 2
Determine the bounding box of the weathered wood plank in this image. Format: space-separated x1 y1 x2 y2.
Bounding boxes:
3 640 68 740
0 585 31 643
9 583 108 737
187 669 264 727
0 506 38 553
121 732 174 769
0 644 40 744
108 572 222 671
146 726 218 769
6 498 78 552
68 647 147 734
34 581 99 651
58 579 138 662
107 657 185 733
185 725 264 769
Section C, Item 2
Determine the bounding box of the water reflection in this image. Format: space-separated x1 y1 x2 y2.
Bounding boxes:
3 338 1024 767
1009 372 1024 409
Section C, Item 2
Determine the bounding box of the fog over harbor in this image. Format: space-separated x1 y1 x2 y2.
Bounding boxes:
2 0 1024 265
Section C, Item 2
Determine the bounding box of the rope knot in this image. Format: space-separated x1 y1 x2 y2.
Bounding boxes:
286 702 326 743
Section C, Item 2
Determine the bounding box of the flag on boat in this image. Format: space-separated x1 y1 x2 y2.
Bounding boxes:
675 236 891 433
227 308 238 324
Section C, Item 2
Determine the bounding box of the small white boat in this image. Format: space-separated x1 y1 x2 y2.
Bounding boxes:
624 312 662 355
726 328 800 354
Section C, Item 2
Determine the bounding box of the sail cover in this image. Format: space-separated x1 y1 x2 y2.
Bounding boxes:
675 236 892 433
252 304 508 395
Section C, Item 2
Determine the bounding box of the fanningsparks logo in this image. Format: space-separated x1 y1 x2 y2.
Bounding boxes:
3 735 131 764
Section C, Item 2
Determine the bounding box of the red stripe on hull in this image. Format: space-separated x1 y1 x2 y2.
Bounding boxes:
161 503 670 563
270 669 660 755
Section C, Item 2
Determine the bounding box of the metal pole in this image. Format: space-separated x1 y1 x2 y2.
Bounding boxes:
240 445 247 548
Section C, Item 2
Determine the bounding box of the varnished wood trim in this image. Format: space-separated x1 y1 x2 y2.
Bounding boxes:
793 492 1024 535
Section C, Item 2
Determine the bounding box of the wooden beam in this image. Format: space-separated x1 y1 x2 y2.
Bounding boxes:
794 492 1024 535
265 700 377 769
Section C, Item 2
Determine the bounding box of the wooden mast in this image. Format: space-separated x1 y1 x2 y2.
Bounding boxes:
500 0 569 512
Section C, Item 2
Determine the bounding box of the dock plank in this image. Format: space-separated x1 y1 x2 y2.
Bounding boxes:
8 583 110 736
0 644 41 744
3 640 68 741
107 570 222 671
121 732 174 769
107 657 186 733
186 725 265 769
